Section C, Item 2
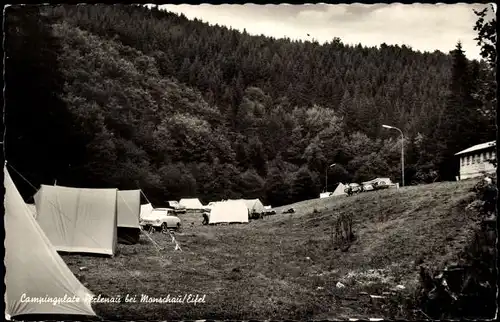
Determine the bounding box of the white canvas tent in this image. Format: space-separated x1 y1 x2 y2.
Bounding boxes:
140 203 154 220
209 200 249 224
34 184 118 256
4 167 96 320
332 183 347 196
179 198 204 210
117 190 141 228
116 190 141 244
26 203 37 217
240 199 265 214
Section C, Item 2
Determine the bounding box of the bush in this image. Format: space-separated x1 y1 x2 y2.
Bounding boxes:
416 174 497 319
472 174 497 215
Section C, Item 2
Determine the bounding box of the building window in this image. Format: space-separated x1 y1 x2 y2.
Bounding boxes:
461 158 464 166
467 156 471 165
472 154 476 164
479 152 484 163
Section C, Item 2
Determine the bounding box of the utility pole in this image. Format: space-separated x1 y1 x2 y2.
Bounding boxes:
325 163 336 192
382 125 405 187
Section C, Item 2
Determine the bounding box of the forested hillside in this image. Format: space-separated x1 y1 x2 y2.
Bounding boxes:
4 4 496 206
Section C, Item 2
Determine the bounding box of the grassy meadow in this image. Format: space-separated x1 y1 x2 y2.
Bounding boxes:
62 179 481 320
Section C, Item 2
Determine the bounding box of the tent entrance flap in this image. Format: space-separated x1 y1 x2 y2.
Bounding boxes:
117 189 141 245
118 227 141 245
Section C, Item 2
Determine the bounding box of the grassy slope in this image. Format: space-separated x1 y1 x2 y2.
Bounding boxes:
63 179 480 320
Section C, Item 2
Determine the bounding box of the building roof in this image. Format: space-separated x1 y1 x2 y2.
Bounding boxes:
455 141 496 156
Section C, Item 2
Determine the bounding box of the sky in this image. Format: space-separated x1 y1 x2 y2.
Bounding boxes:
157 3 496 61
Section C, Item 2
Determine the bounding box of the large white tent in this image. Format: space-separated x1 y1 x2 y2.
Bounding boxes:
4 166 96 320
209 200 249 224
240 199 265 214
34 184 118 256
179 198 204 210
116 189 141 245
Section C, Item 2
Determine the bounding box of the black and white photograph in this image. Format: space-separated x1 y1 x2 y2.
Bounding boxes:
2 2 497 321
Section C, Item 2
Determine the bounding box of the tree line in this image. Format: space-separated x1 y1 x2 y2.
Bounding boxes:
4 4 496 206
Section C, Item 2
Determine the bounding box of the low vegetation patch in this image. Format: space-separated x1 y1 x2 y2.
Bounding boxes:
415 175 497 320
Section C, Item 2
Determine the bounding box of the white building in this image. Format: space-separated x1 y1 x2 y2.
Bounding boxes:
455 141 496 180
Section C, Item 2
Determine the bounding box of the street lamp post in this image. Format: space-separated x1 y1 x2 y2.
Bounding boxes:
382 124 404 187
325 163 336 192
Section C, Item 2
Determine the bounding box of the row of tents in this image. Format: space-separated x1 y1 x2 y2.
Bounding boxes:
5 165 272 320
320 182 348 198
27 183 143 256
5 166 98 320
163 197 270 224
320 178 397 198
175 198 269 214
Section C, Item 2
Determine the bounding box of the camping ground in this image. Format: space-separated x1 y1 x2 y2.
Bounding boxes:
63 178 484 320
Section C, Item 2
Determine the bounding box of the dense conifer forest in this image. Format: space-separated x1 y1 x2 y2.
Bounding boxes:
4 4 496 206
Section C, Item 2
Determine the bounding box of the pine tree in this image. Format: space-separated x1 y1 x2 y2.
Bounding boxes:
436 42 482 180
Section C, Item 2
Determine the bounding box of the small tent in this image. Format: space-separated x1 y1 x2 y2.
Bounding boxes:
209 200 249 224
4 167 96 320
332 183 347 196
116 190 141 245
179 198 204 210
140 203 154 220
240 199 265 214
34 184 118 256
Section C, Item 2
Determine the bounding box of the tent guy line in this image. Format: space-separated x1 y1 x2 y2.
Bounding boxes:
140 188 153 205
4 165 96 319
6 163 38 191
5 161 174 317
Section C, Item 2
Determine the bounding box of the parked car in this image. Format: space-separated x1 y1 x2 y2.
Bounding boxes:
361 178 394 191
263 206 276 216
167 201 187 214
344 183 363 196
372 179 392 190
140 208 181 232
362 183 375 191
